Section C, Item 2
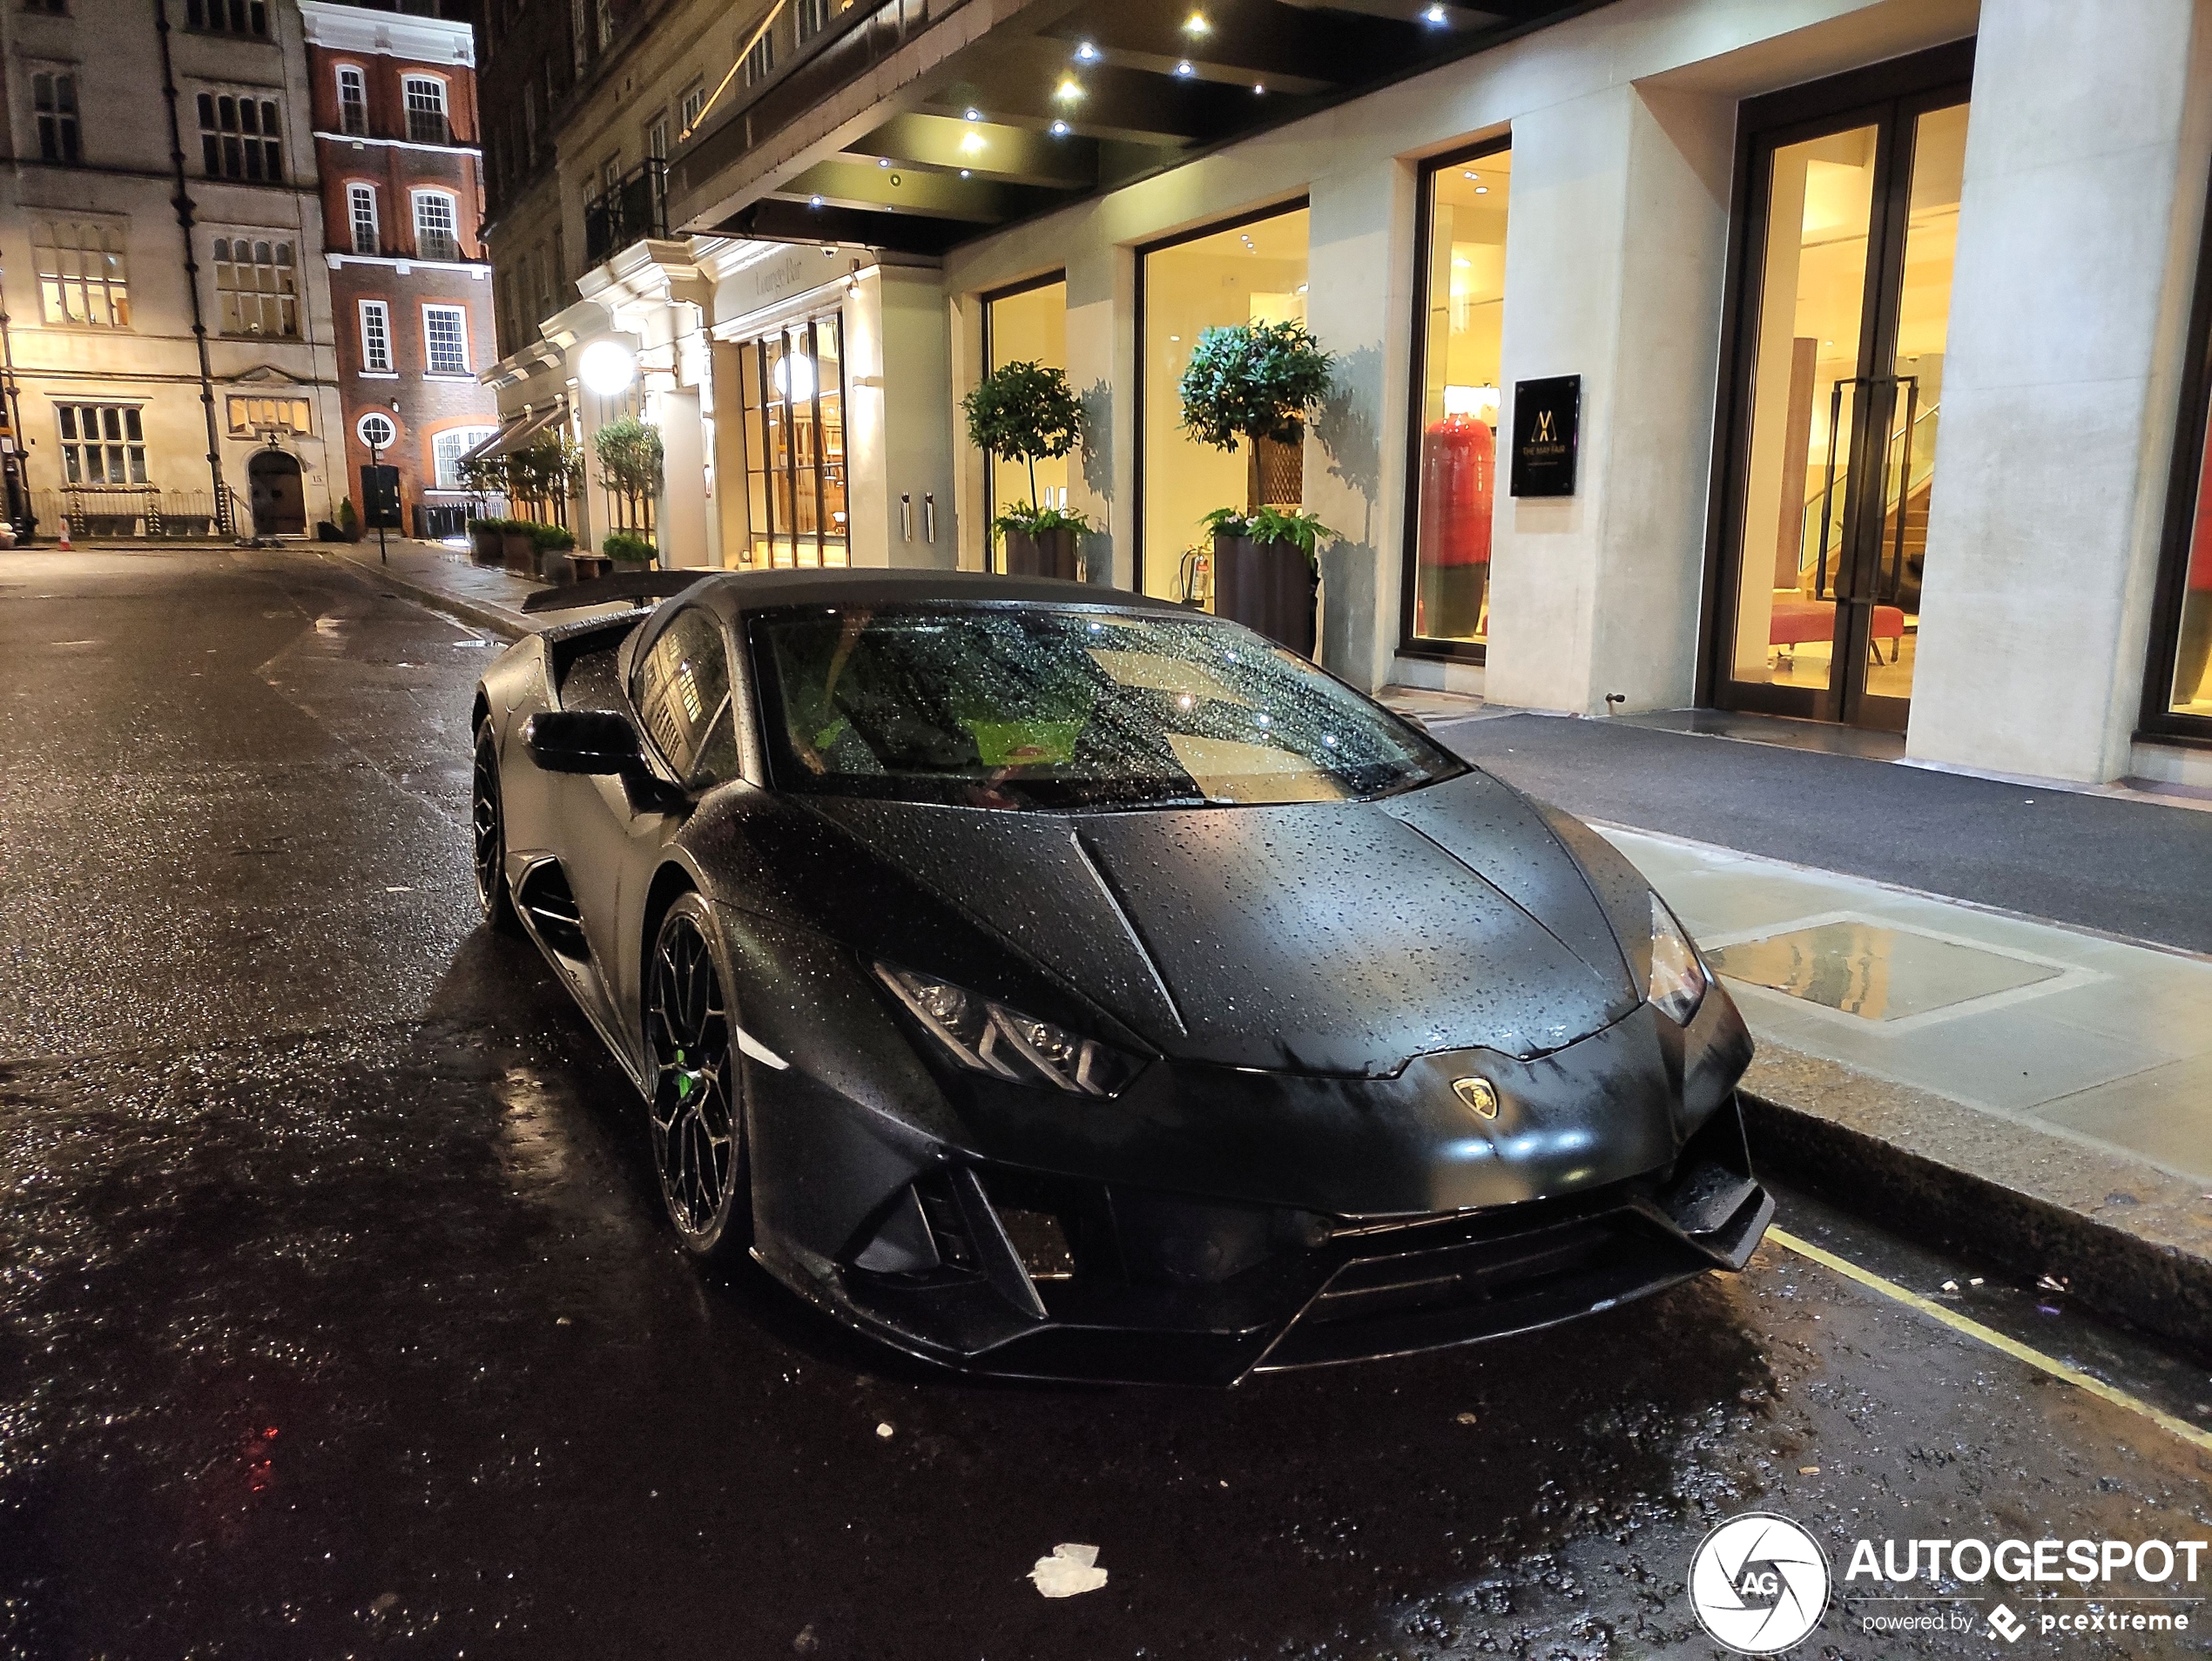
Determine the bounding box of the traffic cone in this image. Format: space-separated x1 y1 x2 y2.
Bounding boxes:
57 517 71 550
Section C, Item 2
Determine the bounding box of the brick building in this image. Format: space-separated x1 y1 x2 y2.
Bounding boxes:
301 0 495 537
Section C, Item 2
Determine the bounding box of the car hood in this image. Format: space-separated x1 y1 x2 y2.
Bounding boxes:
800 769 1640 1074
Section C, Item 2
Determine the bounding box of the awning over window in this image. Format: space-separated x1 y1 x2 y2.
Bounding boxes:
461 403 566 463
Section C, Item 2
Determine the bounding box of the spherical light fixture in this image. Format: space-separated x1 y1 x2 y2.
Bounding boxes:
772 353 816 402
578 339 637 396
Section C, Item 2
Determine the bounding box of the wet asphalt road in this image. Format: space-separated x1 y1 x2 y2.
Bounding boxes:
3 548 2210 1661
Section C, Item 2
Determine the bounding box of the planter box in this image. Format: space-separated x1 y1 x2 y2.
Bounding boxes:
1001 524 1081 581
469 528 503 566
567 553 612 583
501 530 537 577
1211 532 1317 656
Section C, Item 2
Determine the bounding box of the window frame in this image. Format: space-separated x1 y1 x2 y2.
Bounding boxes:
679 81 705 135
196 90 283 183
225 395 312 438
430 425 496 489
979 269 1069 570
421 301 470 376
1398 133 1512 666
410 188 460 262
211 234 299 339
2143 152 2212 746
1130 195 1311 598
347 182 379 255
401 73 448 145
356 409 398 451
55 402 148 485
359 298 394 374
33 219 129 329
31 69 80 165
335 64 368 137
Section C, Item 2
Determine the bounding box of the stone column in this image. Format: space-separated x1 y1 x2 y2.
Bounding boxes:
656 385 709 568
1907 0 2212 781
1481 82 1735 716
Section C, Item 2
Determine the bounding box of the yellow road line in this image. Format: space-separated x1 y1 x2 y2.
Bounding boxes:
1766 1225 2212 1456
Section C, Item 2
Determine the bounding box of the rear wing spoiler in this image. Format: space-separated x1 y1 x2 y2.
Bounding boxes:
520 571 709 613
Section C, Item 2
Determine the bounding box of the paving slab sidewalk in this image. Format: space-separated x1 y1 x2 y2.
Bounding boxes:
341 550 2212 1351
327 539 544 638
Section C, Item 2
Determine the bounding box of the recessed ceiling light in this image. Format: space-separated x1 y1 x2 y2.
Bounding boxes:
1462 171 1480 180
1183 10 1211 33
960 167 971 178
1055 77 1083 102
1175 59 1195 77
964 106 982 121
1474 185 1487 193
1050 118 1070 135
1423 3 1448 22
809 194 824 206
1075 40 1098 60
878 156 891 167
1251 82 1264 94
960 129 984 153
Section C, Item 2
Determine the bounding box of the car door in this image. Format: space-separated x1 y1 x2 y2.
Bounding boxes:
557 604 740 1062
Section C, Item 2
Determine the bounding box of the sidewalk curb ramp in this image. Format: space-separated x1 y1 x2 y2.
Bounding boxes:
1742 1090 2212 1367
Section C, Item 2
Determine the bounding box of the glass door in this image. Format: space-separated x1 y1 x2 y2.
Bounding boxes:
1714 77 1968 731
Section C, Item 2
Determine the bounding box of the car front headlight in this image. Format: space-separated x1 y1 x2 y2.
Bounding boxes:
1647 894 1710 1026
875 963 1140 1097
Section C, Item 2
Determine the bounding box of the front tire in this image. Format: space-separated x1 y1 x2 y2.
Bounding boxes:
472 722 521 935
646 894 751 1260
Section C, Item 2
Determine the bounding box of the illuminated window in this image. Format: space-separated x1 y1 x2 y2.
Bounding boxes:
413 191 459 262
226 395 311 436
433 426 496 487
34 220 128 327
213 237 297 336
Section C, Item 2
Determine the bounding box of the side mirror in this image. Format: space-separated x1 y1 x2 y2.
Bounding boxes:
524 710 643 775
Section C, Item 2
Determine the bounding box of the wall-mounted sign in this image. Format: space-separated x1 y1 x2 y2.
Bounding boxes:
1509 375 1580 497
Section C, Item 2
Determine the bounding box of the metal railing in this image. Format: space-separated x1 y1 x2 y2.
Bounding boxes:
34 487 242 538
583 159 668 267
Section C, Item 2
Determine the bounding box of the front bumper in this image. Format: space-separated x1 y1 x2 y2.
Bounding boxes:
767 1093 1771 1386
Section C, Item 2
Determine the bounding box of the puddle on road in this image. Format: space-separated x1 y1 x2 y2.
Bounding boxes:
1710 919 2060 1021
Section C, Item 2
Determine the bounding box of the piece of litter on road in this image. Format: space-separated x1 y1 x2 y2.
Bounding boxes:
1028 1543 1108 1598
1969 1278 1984 1286
556 1316 571 1326
875 1422 894 1440
386 886 414 893
1454 1411 1479 1425
2038 1274 2068 1293
1941 1280 1959 1293
1797 1466 1820 1475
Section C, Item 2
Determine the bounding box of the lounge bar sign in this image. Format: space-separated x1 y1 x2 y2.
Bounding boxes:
1509 375 1580 496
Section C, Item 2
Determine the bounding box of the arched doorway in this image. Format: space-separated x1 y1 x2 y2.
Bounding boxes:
248 448 307 537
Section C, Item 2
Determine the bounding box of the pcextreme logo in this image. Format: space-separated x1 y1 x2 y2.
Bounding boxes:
1689 1513 1831 1654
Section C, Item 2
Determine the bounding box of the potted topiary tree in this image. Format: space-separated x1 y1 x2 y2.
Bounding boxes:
458 452 509 564
602 530 655 571
531 521 577 581
1197 506 1339 658
500 517 539 576
1179 320 1336 649
595 415 664 549
962 359 1089 579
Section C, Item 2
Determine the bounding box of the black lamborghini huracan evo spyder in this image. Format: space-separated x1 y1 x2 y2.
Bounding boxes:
469 569 1773 1384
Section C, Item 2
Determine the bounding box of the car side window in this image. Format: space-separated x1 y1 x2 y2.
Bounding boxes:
631 606 738 787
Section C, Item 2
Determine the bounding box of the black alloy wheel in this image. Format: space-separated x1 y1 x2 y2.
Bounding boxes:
646 894 750 1259
472 724 521 933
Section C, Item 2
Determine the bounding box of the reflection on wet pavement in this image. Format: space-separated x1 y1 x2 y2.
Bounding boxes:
1709 918 2062 1021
